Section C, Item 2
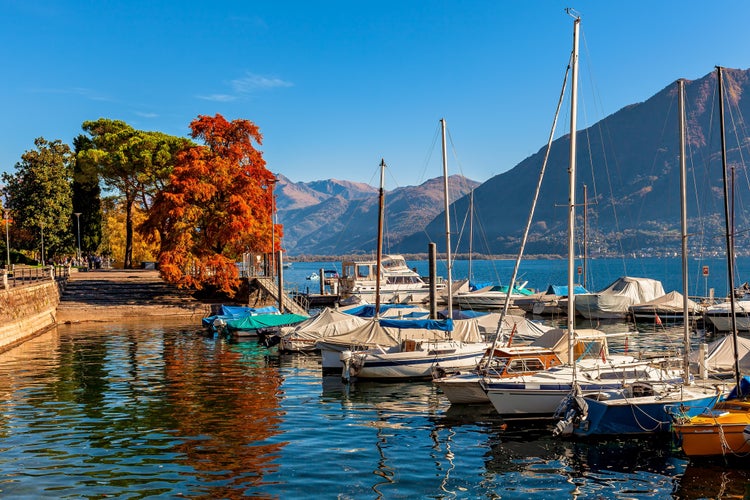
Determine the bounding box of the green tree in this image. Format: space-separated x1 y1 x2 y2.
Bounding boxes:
79 119 191 268
72 135 102 260
1 137 74 263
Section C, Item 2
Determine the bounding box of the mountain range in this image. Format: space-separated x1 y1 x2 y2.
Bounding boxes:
276 67 750 258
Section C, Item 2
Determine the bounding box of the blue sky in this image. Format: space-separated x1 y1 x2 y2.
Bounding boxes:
1 0 748 189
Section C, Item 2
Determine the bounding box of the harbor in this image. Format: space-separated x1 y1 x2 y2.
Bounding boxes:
0 256 740 497
0 318 745 498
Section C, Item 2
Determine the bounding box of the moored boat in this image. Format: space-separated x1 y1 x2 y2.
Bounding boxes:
575 276 666 319
339 254 444 304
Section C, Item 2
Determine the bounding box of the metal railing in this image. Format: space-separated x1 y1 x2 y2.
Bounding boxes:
3 265 70 289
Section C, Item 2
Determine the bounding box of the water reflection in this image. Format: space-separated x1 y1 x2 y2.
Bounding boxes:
0 321 746 498
0 322 288 498
164 334 285 498
675 463 750 498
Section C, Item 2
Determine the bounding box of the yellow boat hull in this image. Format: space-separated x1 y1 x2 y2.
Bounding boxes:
673 400 750 457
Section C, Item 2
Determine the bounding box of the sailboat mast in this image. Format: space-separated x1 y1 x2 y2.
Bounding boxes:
567 13 580 366
468 189 474 285
375 159 386 319
717 66 742 392
441 119 453 319
678 79 691 383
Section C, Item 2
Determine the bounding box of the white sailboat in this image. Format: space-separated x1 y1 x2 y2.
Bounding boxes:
483 12 683 420
554 79 727 437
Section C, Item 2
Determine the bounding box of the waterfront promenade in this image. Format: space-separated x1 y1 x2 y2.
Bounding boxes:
56 268 213 323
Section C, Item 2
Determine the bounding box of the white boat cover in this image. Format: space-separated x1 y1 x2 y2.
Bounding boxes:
689 335 750 373
527 328 609 364
628 290 702 314
475 312 553 340
316 317 483 348
576 276 666 317
279 308 369 342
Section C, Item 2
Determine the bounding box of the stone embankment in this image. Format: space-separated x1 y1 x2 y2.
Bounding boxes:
56 269 212 323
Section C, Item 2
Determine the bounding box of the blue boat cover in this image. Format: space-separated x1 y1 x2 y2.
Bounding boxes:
202 304 281 327
545 285 589 296
438 309 487 319
344 304 417 318
378 318 453 331
469 281 494 291
400 311 430 319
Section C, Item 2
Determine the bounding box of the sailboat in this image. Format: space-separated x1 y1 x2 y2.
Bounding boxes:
483 12 683 420
672 67 750 457
554 79 727 437
317 138 490 380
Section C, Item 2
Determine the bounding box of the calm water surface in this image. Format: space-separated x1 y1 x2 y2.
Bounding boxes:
0 319 748 498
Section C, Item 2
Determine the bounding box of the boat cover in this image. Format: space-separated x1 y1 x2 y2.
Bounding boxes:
576 276 665 316
628 290 702 314
201 305 281 327
468 312 553 341
316 317 483 348
528 328 609 364
545 284 589 296
225 313 309 331
343 303 426 318
689 335 750 373
279 308 369 342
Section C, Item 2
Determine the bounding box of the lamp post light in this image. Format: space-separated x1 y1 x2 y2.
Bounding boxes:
74 212 82 263
3 211 9 270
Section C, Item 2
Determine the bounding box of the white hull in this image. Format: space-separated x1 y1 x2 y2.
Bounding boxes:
454 292 527 310
484 357 681 420
433 372 489 404
352 342 490 380
319 343 350 374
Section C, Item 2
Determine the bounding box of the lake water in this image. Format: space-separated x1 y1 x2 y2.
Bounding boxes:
1 319 748 498
283 256 750 299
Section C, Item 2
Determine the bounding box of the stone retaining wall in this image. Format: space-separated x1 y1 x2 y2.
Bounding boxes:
0 281 59 353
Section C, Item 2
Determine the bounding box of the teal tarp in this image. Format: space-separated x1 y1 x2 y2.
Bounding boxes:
225 313 309 331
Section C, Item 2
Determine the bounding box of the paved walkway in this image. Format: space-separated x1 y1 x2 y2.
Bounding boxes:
56 268 213 324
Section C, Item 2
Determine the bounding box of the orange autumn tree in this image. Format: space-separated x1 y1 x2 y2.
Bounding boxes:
141 114 281 295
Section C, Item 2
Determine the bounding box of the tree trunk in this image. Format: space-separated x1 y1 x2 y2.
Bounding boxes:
124 196 134 269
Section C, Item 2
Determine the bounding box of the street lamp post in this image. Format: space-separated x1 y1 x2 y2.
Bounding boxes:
3 212 9 270
40 221 45 266
267 176 278 276
74 212 82 263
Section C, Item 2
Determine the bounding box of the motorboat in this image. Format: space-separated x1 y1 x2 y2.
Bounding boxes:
339 254 444 304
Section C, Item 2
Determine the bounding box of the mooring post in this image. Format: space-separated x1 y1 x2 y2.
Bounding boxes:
429 242 437 319
277 250 284 312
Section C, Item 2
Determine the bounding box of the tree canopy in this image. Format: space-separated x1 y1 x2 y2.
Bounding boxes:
1 137 74 262
79 119 191 268
142 114 280 295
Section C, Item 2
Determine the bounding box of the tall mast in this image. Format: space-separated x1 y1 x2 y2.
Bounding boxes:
717 66 742 393
441 119 453 319
468 189 474 285
567 12 580 366
678 79 690 383
375 159 386 319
